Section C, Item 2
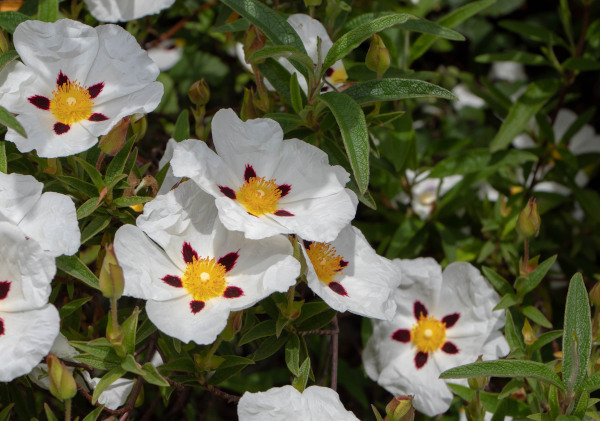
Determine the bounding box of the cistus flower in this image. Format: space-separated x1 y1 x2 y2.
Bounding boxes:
0 172 79 257
0 19 163 158
147 39 184 71
83 0 175 22
237 385 359 421
0 221 59 382
114 181 300 344
170 108 357 242
301 225 401 319
363 258 509 416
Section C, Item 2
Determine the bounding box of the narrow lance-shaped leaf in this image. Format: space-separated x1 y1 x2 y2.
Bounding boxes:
0 141 6 174
0 105 26 138
343 78 456 104
38 0 58 22
0 50 18 73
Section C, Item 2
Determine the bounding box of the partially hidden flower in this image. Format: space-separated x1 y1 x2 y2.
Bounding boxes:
83 0 175 22
114 180 300 344
170 108 357 242
451 84 485 111
301 225 401 320
147 39 184 71
0 221 59 382
237 385 359 421
157 138 180 195
363 258 509 416
0 19 163 157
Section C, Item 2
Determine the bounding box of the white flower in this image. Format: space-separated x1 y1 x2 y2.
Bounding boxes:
237 385 359 421
363 258 509 416
157 138 180 195
301 225 401 320
0 172 80 257
0 221 59 382
489 61 526 83
114 180 300 344
29 333 79 389
147 39 184 71
170 108 357 242
0 19 163 158
396 170 462 219
451 84 485 111
83 0 175 22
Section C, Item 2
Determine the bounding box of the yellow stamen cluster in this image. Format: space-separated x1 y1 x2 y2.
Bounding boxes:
50 81 93 125
411 316 447 353
328 67 348 85
181 257 227 302
417 190 437 206
306 242 345 285
236 176 282 216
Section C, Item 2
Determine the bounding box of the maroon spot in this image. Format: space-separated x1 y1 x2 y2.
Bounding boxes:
391 329 410 343
190 301 205 314
274 210 294 217
218 252 239 272
244 164 257 182
320 86 329 92
337 260 348 272
28 95 50 110
87 82 104 99
413 301 428 319
0 282 10 300
303 240 312 249
328 282 347 296
88 113 108 122
442 313 460 328
57 71 69 86
162 275 182 288
182 242 198 264
54 123 70 135
218 185 236 199
0 319 3 336
325 67 334 77
442 342 459 354
277 184 291 197
223 286 243 298
415 352 428 369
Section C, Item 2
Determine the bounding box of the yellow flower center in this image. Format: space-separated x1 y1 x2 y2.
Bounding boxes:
411 315 447 353
328 67 348 85
236 176 282 216
305 242 345 285
418 190 437 206
49 81 93 125
181 257 227 302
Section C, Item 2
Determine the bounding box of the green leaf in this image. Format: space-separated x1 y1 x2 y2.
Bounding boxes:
409 0 495 64
74 355 121 371
173 109 190 142
0 104 26 138
59 296 92 319
142 362 170 387
81 215 111 244
573 392 588 418
220 0 305 53
105 136 134 186
38 0 58 22
289 72 304 114
563 273 592 392
0 141 6 174
258 58 299 107
323 14 410 72
112 196 153 208
218 355 255 369
440 360 565 390
76 197 101 220
251 333 288 361
320 91 369 194
397 17 464 41
43 403 59 421
522 306 552 328
56 255 100 290
212 18 250 33
563 57 600 71
482 266 514 296
121 354 144 375
0 404 13 421
494 293 519 310
0 12 30 33
92 367 127 404
238 320 276 346
475 51 550 66
81 406 105 421
57 175 98 199
343 78 456 104
73 157 105 191
504 309 525 352
285 334 300 376
292 357 310 392
490 79 559 152
499 20 566 46
249 46 314 76
121 308 139 356
579 372 600 392
529 330 563 353
0 50 18 73
520 255 557 295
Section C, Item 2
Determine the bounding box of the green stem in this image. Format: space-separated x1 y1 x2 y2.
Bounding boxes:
110 297 119 335
64 399 71 421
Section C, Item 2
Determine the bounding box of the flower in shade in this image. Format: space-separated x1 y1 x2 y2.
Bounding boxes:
114 180 300 344
170 108 357 242
0 172 80 257
237 385 359 421
83 0 175 22
363 258 509 416
0 19 163 157
301 225 401 320
0 221 60 381
147 39 184 72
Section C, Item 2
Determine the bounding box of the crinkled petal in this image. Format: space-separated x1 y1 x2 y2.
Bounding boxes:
0 172 42 225
302 386 360 421
287 15 334 64
393 257 442 314
238 385 307 420
81 371 134 410
83 0 176 22
0 61 38 113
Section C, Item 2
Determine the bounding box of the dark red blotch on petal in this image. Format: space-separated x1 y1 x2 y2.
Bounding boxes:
391 329 410 343
0 319 3 336
274 210 294 217
88 113 109 122
442 342 459 354
442 313 460 328
218 185 236 199
28 95 50 110
415 352 428 369
0 281 10 300
190 300 205 314
182 242 198 264
57 71 69 86
337 260 348 272
277 184 291 197
87 82 104 99
413 301 428 319
328 282 347 296
54 123 70 135
162 275 182 288
244 164 257 182
325 67 334 77
218 252 239 272
223 286 243 298
303 240 312 250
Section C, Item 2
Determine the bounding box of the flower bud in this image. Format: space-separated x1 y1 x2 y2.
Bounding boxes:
99 244 125 300
385 396 415 421
99 116 130 155
243 25 267 64
241 87 259 121
0 31 8 54
188 79 210 106
516 197 541 238
467 356 488 390
47 354 77 401
130 114 147 140
366 34 390 78
522 318 537 345
590 281 600 307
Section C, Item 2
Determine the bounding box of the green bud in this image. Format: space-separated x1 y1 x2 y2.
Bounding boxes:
366 34 390 78
188 79 210 106
99 244 125 300
243 25 267 64
0 31 8 54
590 281 600 307
47 354 77 401
130 114 147 139
240 87 259 121
467 355 488 390
516 197 541 238
220 310 244 341
99 116 130 155
385 396 415 421
522 318 537 345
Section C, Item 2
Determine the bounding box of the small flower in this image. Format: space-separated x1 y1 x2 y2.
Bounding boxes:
489 61 526 83
0 19 163 157
147 39 184 71
83 0 175 22
451 84 485 111
0 221 59 382
237 385 359 421
170 108 357 242
0 172 80 257
114 181 300 344
363 258 509 416
301 225 401 320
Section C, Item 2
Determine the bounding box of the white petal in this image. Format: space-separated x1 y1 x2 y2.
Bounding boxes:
286 14 334 63
0 172 42 225
451 84 484 110
0 304 59 381
238 385 307 420
147 40 183 71
0 61 38 113
157 138 181 195
489 61 526 82
302 386 360 421
96 378 135 410
393 257 442 313
214 197 288 239
83 0 176 22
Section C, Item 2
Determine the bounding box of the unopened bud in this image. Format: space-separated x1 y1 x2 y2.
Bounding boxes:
47 354 77 401
188 79 210 106
241 87 259 121
590 282 600 307
522 318 537 345
366 34 390 77
221 310 244 341
243 25 267 64
130 114 147 139
516 197 541 238
0 31 8 53
467 356 488 390
99 244 125 300
99 116 130 155
385 396 415 421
